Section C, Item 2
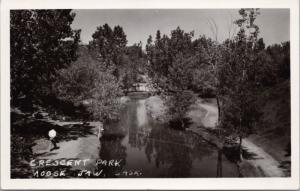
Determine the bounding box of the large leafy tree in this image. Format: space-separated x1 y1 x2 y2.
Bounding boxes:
218 9 263 152
10 10 80 103
146 27 196 92
191 35 223 122
121 42 147 92
146 27 197 127
89 24 127 79
54 46 122 122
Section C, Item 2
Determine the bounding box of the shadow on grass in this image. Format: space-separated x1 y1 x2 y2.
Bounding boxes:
241 148 264 160
222 146 263 164
11 112 98 178
12 117 95 142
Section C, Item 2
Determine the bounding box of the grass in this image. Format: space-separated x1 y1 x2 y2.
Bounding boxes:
248 80 291 176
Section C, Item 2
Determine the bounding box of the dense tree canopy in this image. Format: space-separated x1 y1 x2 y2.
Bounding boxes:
10 10 80 103
146 27 200 127
89 24 147 93
145 8 290 141
54 46 122 122
266 42 290 81
146 28 197 92
121 42 147 92
89 24 127 79
54 24 146 122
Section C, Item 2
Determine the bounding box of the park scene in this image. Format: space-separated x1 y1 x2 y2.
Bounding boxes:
10 9 291 178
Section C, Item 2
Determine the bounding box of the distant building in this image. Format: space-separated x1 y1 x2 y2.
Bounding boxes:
130 74 156 92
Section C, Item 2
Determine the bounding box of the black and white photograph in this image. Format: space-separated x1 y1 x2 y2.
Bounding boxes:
1 0 299 189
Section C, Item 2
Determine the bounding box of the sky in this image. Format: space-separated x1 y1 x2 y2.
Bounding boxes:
71 9 290 47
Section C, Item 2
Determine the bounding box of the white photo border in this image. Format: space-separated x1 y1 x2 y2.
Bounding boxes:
1 0 299 189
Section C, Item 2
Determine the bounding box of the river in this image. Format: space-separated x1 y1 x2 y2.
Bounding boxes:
98 95 239 177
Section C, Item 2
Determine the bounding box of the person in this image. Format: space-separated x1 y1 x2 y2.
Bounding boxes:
48 129 59 151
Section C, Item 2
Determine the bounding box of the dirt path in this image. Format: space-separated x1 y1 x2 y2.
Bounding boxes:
241 139 285 177
194 99 286 177
31 121 102 171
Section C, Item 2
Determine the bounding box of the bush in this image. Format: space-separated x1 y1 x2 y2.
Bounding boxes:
54 46 122 122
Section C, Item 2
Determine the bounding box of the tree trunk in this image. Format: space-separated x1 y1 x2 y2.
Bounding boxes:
216 95 222 139
216 96 221 123
239 135 243 161
236 163 243 177
216 149 223 177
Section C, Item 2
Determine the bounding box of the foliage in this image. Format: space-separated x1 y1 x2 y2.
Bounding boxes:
146 28 199 126
146 28 196 92
192 36 223 120
266 41 290 81
145 8 290 153
89 23 127 79
10 10 80 103
54 46 122 122
164 91 196 128
217 8 263 141
121 42 147 92
89 24 147 93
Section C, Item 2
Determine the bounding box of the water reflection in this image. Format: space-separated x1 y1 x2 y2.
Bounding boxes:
136 100 148 127
98 136 127 177
145 125 201 177
101 97 239 177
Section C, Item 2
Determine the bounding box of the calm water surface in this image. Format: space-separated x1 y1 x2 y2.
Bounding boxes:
99 96 239 177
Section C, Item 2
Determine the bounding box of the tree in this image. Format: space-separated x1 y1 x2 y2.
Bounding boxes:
218 8 262 156
192 35 223 123
146 27 196 92
146 27 197 128
54 46 122 122
266 41 290 81
10 10 80 104
121 42 147 92
89 24 127 79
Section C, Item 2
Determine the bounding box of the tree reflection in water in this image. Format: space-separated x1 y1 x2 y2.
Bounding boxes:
146 124 216 177
216 149 223 177
99 98 238 177
98 134 127 177
126 109 216 177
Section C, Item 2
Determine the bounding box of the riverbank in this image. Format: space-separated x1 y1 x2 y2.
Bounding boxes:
144 95 289 177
